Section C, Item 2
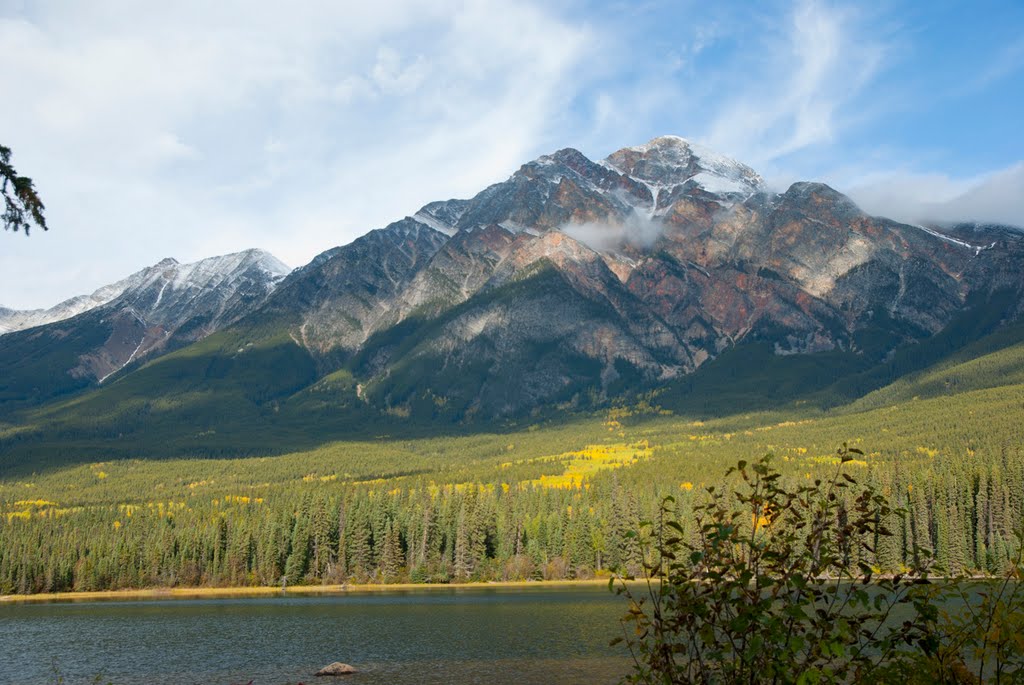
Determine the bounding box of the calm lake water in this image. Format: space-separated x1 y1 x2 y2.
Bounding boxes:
0 586 630 684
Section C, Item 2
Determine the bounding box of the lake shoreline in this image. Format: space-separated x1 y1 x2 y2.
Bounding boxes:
0 578 619 604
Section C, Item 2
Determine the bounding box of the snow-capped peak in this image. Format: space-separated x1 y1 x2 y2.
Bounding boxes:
0 267 153 335
0 249 291 336
157 249 290 295
604 135 765 195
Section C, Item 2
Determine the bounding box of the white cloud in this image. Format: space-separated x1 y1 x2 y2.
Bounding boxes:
0 0 592 309
847 163 1024 228
561 213 664 253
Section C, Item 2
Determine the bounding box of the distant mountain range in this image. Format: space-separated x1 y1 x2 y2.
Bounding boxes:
2 136 1022 461
0 249 288 407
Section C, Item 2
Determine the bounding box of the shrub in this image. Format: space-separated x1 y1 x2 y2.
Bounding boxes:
613 445 1024 684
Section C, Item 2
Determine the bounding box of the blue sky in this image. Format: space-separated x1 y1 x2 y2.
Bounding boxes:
1 0 1022 309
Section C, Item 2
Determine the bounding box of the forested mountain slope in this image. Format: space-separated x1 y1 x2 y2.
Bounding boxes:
2 329 1023 592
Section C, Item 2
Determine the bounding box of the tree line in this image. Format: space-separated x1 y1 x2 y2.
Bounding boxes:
2 440 1022 594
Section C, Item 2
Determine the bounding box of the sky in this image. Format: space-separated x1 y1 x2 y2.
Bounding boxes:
1 0 1022 310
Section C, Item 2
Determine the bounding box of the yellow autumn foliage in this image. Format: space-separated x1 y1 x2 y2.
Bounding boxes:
14 499 58 507
522 442 653 490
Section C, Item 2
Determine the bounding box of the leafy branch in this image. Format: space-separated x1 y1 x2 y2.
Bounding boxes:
1 144 48 234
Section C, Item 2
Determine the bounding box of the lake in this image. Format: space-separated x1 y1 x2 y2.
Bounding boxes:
0 586 630 684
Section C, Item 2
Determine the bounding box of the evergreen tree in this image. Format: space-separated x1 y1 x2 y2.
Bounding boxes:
347 508 374 581
453 498 473 580
379 520 405 581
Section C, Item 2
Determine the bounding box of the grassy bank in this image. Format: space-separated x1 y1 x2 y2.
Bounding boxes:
0 578 613 604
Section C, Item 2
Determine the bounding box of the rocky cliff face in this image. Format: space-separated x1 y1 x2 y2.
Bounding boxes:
255 220 448 363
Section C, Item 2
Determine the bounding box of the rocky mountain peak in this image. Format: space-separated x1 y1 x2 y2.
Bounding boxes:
778 182 864 222
412 199 471 236
538 147 594 173
0 250 291 340
113 249 289 317
782 181 858 205
605 135 765 195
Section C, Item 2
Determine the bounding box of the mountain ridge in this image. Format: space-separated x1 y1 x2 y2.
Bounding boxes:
0 249 290 336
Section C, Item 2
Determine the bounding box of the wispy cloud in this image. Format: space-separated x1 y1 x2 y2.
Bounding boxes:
561 214 664 253
704 0 886 166
626 0 1022 228
568 0 894 174
963 37 1024 95
0 0 593 308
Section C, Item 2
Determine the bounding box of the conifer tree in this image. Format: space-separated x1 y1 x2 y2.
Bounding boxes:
346 508 374 581
336 500 348 580
974 473 990 572
380 520 404 581
453 498 473 580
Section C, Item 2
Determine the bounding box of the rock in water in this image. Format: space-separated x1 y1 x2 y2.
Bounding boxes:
315 662 358 676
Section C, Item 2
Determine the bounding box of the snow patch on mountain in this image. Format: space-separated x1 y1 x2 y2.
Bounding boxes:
159 250 289 296
412 199 470 236
910 223 980 252
97 337 146 384
498 220 538 235
411 211 457 236
689 171 754 195
641 182 662 218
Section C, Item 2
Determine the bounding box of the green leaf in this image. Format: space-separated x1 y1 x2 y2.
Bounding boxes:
796 667 821 685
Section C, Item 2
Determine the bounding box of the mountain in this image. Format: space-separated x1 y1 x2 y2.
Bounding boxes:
333 136 1022 417
0 249 289 410
2 136 1022 460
